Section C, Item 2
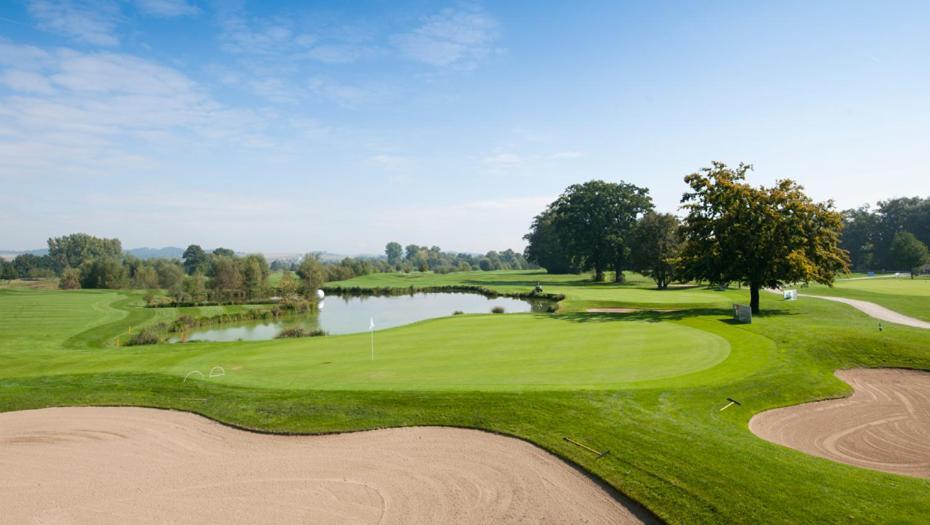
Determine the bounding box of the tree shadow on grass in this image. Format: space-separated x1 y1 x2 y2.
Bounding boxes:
548 308 797 324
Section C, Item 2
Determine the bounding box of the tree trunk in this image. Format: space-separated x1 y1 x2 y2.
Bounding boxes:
594 268 604 282
614 270 625 283
749 284 760 314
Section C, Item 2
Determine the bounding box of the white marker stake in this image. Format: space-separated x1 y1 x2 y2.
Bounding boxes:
369 317 375 361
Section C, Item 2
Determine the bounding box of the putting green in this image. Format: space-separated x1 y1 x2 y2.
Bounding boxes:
0 289 730 391
164 314 730 391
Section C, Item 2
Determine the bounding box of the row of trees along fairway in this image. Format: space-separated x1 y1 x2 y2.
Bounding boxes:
842 197 930 275
523 162 850 313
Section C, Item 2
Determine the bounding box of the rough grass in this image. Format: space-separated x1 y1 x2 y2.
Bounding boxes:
3 273 930 523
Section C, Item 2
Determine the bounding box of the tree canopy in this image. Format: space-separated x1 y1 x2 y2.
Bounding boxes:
890 231 929 278
526 180 653 281
842 197 930 271
679 162 849 313
48 233 122 269
629 212 682 289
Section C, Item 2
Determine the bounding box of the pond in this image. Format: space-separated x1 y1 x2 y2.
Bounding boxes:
172 293 553 343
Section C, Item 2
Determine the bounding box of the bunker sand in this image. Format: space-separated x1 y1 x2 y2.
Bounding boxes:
750 369 930 479
0 407 650 524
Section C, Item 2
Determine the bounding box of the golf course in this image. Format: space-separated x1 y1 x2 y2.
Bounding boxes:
3 270 930 523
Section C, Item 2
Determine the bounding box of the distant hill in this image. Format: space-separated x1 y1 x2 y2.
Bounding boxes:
0 248 47 261
125 247 185 260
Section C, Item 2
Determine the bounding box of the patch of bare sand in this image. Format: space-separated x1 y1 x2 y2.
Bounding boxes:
749 369 930 478
0 407 653 524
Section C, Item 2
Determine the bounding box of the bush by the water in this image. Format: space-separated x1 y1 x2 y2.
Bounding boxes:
126 328 161 346
275 327 327 339
491 306 506 314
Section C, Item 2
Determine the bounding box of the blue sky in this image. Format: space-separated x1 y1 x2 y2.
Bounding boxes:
2 1 929 254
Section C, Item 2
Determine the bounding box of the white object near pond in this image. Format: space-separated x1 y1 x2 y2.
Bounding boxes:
317 289 325 300
783 289 798 301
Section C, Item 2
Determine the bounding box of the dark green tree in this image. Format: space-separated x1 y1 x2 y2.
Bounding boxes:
182 245 208 275
545 180 653 281
1 259 19 280
524 209 578 274
79 258 128 289
890 231 929 278
630 212 682 289
385 242 403 266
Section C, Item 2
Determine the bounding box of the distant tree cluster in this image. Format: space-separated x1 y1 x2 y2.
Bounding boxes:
270 245 534 283
384 244 532 274
523 163 850 313
841 197 930 275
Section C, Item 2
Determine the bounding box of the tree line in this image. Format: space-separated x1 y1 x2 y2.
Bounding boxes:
0 235 534 302
841 197 930 275
523 162 851 313
383 243 532 273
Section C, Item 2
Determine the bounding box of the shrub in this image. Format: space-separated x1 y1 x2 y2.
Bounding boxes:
126 328 161 346
275 327 327 339
491 306 506 314
58 267 81 290
453 310 464 315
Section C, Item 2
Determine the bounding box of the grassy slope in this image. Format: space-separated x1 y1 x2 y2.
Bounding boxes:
804 276 930 322
2 274 930 523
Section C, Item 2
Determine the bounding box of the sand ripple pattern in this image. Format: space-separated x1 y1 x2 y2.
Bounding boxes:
750 369 930 478
0 407 649 524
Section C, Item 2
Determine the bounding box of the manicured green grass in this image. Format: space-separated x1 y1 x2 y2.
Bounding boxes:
804 276 930 321
3 273 930 523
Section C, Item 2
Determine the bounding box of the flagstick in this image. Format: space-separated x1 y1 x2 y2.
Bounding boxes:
369 316 374 361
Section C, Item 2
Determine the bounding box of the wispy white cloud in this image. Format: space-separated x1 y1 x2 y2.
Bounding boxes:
307 76 381 108
550 150 585 160
0 70 55 94
131 0 199 17
300 43 379 64
27 0 122 47
482 149 584 175
392 6 498 67
0 41 274 179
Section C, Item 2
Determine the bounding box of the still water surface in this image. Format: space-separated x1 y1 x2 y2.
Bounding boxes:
174 293 550 342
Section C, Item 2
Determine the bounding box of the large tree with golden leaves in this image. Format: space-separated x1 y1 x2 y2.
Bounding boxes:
679 162 849 313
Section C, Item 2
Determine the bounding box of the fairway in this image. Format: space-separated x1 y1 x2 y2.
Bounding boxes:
804 277 930 322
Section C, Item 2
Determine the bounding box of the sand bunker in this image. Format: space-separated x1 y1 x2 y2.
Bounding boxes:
0 407 651 524
750 368 930 478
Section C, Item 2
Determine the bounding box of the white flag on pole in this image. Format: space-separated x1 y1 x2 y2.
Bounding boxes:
369 317 375 360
